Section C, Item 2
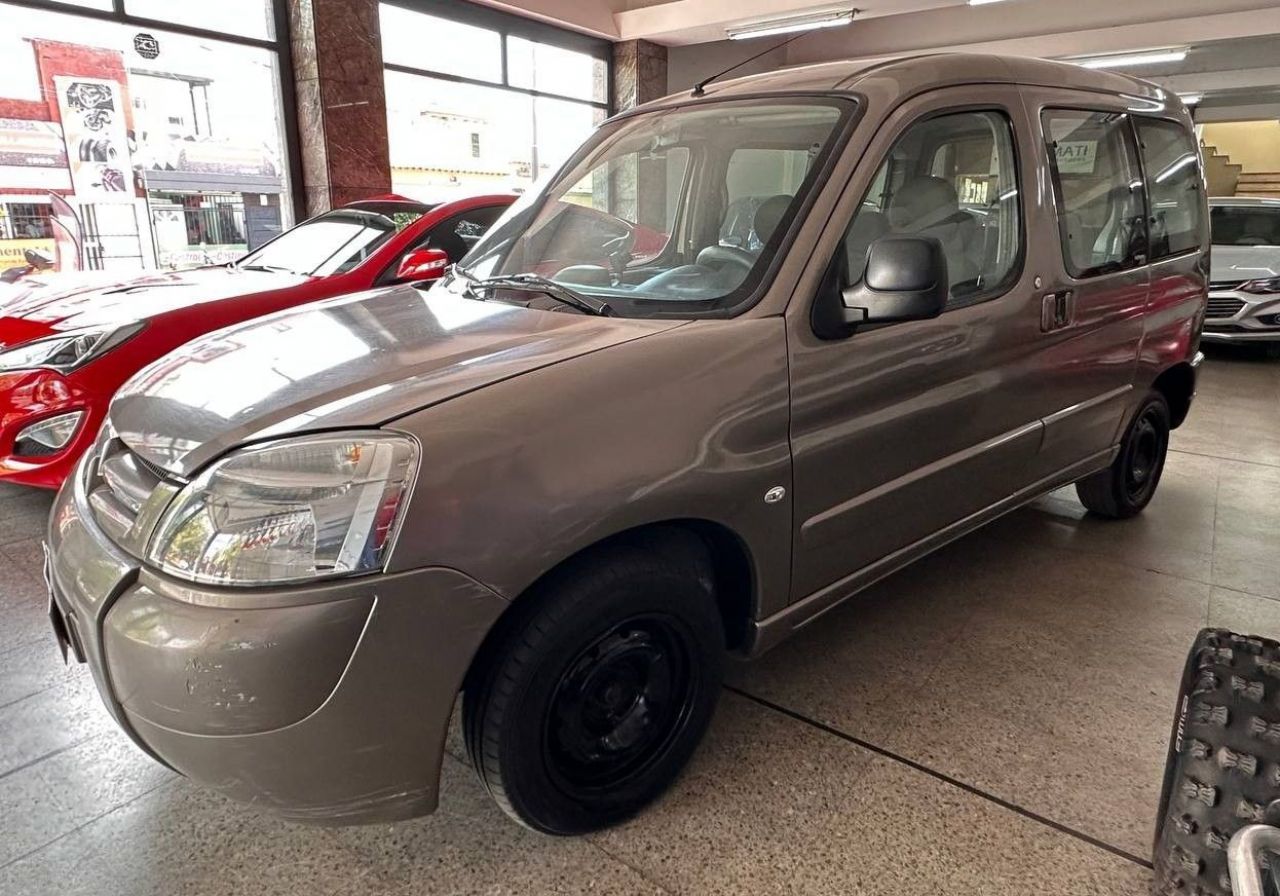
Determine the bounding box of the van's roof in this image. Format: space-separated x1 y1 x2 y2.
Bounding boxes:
641 52 1173 111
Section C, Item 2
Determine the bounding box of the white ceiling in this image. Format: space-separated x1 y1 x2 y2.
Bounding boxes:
476 0 1280 48
477 0 1280 118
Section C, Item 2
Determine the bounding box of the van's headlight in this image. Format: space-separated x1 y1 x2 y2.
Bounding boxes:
147 432 418 586
0 322 144 373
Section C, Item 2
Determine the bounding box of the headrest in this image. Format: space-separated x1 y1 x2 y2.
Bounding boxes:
753 194 793 245
889 176 960 230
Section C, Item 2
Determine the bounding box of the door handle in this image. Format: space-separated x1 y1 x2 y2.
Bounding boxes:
1040 290 1075 332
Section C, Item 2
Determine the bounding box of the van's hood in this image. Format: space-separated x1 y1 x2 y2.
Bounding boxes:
0 266 313 345
111 285 684 477
1210 245 1280 285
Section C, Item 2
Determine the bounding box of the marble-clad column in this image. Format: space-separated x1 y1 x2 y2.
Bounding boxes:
610 40 669 232
287 0 392 216
612 39 668 112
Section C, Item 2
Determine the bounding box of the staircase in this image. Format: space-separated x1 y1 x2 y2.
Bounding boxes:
1201 143 1243 197
1235 171 1280 199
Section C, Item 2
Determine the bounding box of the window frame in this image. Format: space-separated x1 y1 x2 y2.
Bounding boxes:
379 0 611 114
1130 114 1207 263
1041 106 1151 281
835 103 1027 314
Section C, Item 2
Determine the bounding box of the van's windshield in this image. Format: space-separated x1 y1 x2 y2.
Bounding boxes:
446 98 852 317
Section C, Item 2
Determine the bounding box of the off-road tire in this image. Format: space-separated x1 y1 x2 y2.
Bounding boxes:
1076 390 1171 519
1153 629 1280 895
462 532 725 835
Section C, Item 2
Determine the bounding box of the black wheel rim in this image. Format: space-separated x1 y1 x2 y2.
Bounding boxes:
1124 409 1165 503
544 614 696 795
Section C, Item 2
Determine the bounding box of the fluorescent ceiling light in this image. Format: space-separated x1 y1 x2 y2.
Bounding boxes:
1073 48 1189 69
968 0 1015 4
1178 93 1204 105
727 6 857 40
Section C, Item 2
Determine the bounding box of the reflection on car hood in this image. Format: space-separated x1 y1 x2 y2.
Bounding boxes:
111 285 685 477
1210 245 1280 285
0 266 314 346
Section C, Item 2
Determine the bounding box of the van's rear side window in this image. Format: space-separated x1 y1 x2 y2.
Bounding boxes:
1134 117 1206 260
1042 110 1147 279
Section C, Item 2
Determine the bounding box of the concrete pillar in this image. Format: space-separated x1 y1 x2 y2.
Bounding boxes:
287 0 392 215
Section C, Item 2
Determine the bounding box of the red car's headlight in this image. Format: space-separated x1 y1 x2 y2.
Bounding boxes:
0 322 145 373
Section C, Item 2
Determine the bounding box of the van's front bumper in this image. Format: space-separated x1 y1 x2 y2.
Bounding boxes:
46 472 508 824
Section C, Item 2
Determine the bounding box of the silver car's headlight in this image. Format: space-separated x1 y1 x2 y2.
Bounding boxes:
0 322 144 373
147 432 418 586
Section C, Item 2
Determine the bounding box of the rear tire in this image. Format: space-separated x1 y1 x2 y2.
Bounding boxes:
462 533 725 834
1076 390 1170 519
1153 629 1280 895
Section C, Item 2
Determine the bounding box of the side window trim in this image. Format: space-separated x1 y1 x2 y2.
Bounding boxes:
1041 106 1150 281
835 103 1027 315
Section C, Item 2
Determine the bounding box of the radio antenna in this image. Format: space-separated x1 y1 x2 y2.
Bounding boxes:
692 30 813 97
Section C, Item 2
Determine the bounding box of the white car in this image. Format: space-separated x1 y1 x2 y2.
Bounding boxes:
1205 197 1280 353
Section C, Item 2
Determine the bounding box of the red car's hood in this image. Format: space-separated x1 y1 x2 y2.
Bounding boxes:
0 267 314 346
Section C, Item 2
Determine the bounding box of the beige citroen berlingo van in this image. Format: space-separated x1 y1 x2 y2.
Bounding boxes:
46 53 1207 834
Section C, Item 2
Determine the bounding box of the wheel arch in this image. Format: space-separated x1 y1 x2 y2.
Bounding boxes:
463 518 760 696
1151 360 1196 429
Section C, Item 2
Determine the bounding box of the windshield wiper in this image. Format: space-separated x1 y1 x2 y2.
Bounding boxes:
468 273 613 317
237 263 299 275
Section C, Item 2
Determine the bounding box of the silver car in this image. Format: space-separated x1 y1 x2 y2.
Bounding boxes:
1205 197 1280 351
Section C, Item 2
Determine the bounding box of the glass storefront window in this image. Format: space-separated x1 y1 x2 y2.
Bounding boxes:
380 4 608 207
0 2 292 276
385 71 604 204
124 0 276 41
380 6 502 82
507 37 607 103
386 71 532 202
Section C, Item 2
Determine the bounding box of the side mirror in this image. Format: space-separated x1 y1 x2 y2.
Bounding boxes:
812 235 949 339
395 247 451 283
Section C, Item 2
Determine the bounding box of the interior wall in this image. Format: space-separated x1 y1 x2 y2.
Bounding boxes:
1201 121 1280 170
667 39 789 93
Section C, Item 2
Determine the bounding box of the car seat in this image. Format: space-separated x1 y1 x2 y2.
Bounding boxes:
887 176 982 286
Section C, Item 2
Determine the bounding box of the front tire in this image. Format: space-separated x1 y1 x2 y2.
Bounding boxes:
1153 629 1280 895
463 533 725 834
1076 390 1170 519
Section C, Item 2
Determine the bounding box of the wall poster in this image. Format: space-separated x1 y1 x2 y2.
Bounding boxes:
54 76 134 201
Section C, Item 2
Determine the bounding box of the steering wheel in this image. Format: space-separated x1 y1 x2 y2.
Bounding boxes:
601 224 637 280
696 245 757 273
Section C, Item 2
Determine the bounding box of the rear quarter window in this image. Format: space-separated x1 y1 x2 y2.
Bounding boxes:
1134 117 1207 259
1042 109 1147 279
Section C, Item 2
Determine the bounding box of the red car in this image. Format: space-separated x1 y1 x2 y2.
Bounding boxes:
0 193 514 488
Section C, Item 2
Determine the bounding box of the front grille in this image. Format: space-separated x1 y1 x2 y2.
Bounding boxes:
1206 296 1246 319
1210 280 1248 292
83 428 168 546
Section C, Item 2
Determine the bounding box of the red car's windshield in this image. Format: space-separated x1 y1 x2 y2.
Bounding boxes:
236 206 429 277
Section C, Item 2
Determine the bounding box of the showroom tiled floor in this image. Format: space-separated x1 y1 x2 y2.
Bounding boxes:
2 344 1279 895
